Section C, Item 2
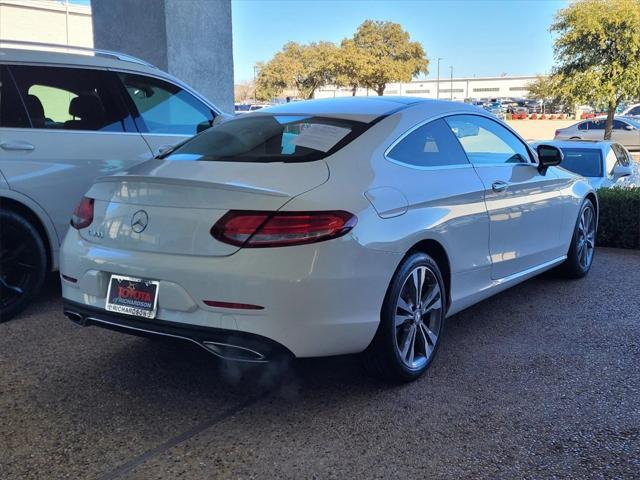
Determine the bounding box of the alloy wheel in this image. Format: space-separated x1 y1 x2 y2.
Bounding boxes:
577 205 596 270
394 266 443 370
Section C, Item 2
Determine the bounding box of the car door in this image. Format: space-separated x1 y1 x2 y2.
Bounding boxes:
115 72 218 156
444 114 565 279
583 119 606 141
573 120 591 139
0 64 153 244
612 119 640 149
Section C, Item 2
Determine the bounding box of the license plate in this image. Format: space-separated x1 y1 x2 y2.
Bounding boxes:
105 274 159 319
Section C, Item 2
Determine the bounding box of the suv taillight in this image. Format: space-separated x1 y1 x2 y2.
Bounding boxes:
211 210 357 248
554 129 561 137
70 196 94 230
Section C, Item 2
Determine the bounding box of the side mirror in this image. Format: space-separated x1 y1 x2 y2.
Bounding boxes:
624 124 634 131
612 163 633 179
536 144 563 174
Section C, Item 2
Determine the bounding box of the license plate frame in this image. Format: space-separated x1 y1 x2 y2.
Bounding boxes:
105 274 159 319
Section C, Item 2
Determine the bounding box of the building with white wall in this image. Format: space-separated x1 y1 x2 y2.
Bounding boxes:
0 0 92 47
315 75 541 101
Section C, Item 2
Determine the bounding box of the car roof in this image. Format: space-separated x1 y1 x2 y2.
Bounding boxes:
0 44 220 112
0 46 161 77
586 115 636 122
531 139 614 151
256 97 479 123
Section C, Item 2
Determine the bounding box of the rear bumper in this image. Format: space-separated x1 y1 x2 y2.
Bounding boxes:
60 230 402 358
63 300 293 363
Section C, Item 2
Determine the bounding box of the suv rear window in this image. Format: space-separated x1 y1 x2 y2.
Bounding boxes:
164 115 371 163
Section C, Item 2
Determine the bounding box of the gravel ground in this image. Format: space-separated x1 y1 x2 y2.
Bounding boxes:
1 247 639 479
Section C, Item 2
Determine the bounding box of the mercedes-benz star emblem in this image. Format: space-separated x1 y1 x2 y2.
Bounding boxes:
131 210 149 233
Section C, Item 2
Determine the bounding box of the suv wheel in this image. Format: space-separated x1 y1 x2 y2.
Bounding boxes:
0 210 47 321
363 252 446 382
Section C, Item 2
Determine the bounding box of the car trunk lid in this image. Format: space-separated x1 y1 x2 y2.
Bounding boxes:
80 159 329 256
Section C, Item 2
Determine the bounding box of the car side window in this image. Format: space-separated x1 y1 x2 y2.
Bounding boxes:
613 120 627 130
629 106 640 116
118 73 215 135
0 65 30 128
578 122 589 130
590 120 605 130
8 65 131 132
386 118 470 168
611 144 631 167
444 114 531 165
605 149 618 176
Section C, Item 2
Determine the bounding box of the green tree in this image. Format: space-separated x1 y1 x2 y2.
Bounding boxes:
528 74 577 112
550 0 640 139
351 20 428 96
333 38 372 95
253 61 279 102
256 41 338 100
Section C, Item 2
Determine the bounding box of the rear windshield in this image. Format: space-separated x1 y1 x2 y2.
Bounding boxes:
559 148 603 177
164 114 371 163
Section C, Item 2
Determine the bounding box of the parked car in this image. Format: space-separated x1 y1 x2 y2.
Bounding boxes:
60 97 597 382
484 102 506 119
621 103 640 117
234 103 270 114
554 116 640 150
524 99 542 114
530 140 634 189
0 42 222 320
234 103 251 114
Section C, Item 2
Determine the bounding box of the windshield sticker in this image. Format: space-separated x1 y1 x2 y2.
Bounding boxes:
291 124 352 152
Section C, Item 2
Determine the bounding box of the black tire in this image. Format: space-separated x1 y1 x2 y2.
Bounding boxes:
0 210 47 321
559 198 596 279
363 252 446 383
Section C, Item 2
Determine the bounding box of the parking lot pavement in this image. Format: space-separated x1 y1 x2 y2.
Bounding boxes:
1 248 639 479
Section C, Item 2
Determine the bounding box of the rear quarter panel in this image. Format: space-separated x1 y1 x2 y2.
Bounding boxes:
286 106 493 313
551 166 597 251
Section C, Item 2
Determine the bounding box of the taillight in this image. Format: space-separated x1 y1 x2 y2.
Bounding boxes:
211 210 357 248
70 196 94 229
554 130 561 137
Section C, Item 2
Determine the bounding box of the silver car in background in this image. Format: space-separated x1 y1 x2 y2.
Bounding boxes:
554 116 640 150
0 42 222 320
530 140 635 189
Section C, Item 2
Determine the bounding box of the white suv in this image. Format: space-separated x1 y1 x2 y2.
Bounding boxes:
0 43 222 320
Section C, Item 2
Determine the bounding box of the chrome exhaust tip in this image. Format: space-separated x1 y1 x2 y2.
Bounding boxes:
201 341 267 363
64 310 85 325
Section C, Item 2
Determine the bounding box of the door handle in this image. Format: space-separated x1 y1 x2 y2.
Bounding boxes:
0 141 35 152
491 180 509 192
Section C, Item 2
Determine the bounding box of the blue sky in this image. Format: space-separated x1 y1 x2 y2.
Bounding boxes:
73 0 567 83
231 0 567 82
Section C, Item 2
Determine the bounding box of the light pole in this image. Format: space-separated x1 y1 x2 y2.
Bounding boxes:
253 65 258 104
436 57 444 100
449 65 453 101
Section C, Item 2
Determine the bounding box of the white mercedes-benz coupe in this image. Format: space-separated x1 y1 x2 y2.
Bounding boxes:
61 97 597 382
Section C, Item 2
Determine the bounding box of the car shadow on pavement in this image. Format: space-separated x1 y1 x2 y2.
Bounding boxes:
31 266 571 402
